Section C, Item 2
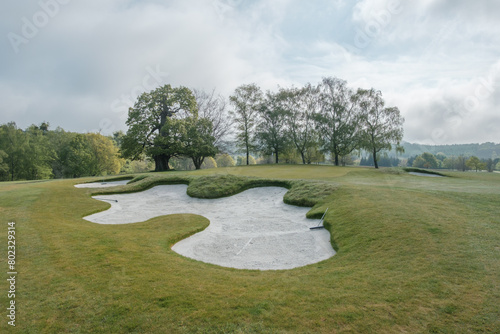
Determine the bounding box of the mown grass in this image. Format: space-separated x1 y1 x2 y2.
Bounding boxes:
0 165 499 333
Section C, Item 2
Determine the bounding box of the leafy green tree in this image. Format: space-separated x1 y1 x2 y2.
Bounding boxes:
435 152 447 164
355 88 404 168
280 144 302 164
442 156 457 170
23 125 54 180
457 155 468 171
466 156 485 172
316 77 361 166
47 127 75 178
0 150 8 180
86 133 124 175
229 83 263 165
304 143 325 164
412 152 438 169
216 154 235 167
236 155 256 165
112 130 125 148
182 117 218 170
285 84 319 164
60 134 94 178
0 122 27 181
120 159 153 174
122 85 197 171
256 90 290 163
485 158 499 172
340 154 355 166
201 157 217 169
59 133 123 177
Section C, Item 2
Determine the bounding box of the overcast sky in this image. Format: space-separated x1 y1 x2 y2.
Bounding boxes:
1 0 499 145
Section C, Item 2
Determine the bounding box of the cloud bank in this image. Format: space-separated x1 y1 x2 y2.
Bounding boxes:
1 0 498 144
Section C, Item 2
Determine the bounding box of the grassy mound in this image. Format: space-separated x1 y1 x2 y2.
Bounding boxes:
92 173 338 210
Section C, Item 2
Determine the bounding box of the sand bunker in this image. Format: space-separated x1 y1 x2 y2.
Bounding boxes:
409 172 443 177
74 180 130 188
83 185 335 270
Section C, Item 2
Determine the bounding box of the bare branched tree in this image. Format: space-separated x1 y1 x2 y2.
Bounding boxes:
193 88 232 151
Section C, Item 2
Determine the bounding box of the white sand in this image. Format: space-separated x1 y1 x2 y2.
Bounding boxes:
74 180 130 188
83 185 336 270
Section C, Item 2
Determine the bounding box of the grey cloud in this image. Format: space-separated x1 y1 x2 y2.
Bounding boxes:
0 0 498 144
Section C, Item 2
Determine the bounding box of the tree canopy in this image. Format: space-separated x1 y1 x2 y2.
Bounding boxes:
229 83 263 166
316 77 361 166
256 90 290 164
0 122 124 181
355 88 404 168
122 85 218 171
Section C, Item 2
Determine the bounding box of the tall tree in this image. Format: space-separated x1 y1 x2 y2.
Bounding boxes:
0 122 27 181
47 127 75 178
466 156 485 172
182 117 218 170
60 134 94 178
193 88 231 151
0 150 8 180
355 88 404 168
285 84 319 164
316 77 361 166
229 83 263 165
412 152 439 169
216 153 235 167
457 155 468 171
122 85 198 171
24 125 54 180
86 133 124 175
485 158 499 172
256 90 290 163
60 133 123 177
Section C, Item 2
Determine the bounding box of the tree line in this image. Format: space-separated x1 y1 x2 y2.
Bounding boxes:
0 77 406 180
0 122 125 181
408 152 499 172
122 78 405 171
401 142 500 160
229 78 405 169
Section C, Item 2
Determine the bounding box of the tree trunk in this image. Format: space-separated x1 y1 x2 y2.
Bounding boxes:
373 148 379 169
192 156 204 170
334 153 339 166
275 150 279 164
300 151 306 164
154 154 171 171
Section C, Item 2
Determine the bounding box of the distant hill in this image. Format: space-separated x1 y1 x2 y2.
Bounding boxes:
400 142 500 160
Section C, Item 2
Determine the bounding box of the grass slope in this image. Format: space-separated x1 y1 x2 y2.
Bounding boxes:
0 165 499 333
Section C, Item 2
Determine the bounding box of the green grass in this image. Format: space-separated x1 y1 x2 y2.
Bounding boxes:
0 165 499 333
